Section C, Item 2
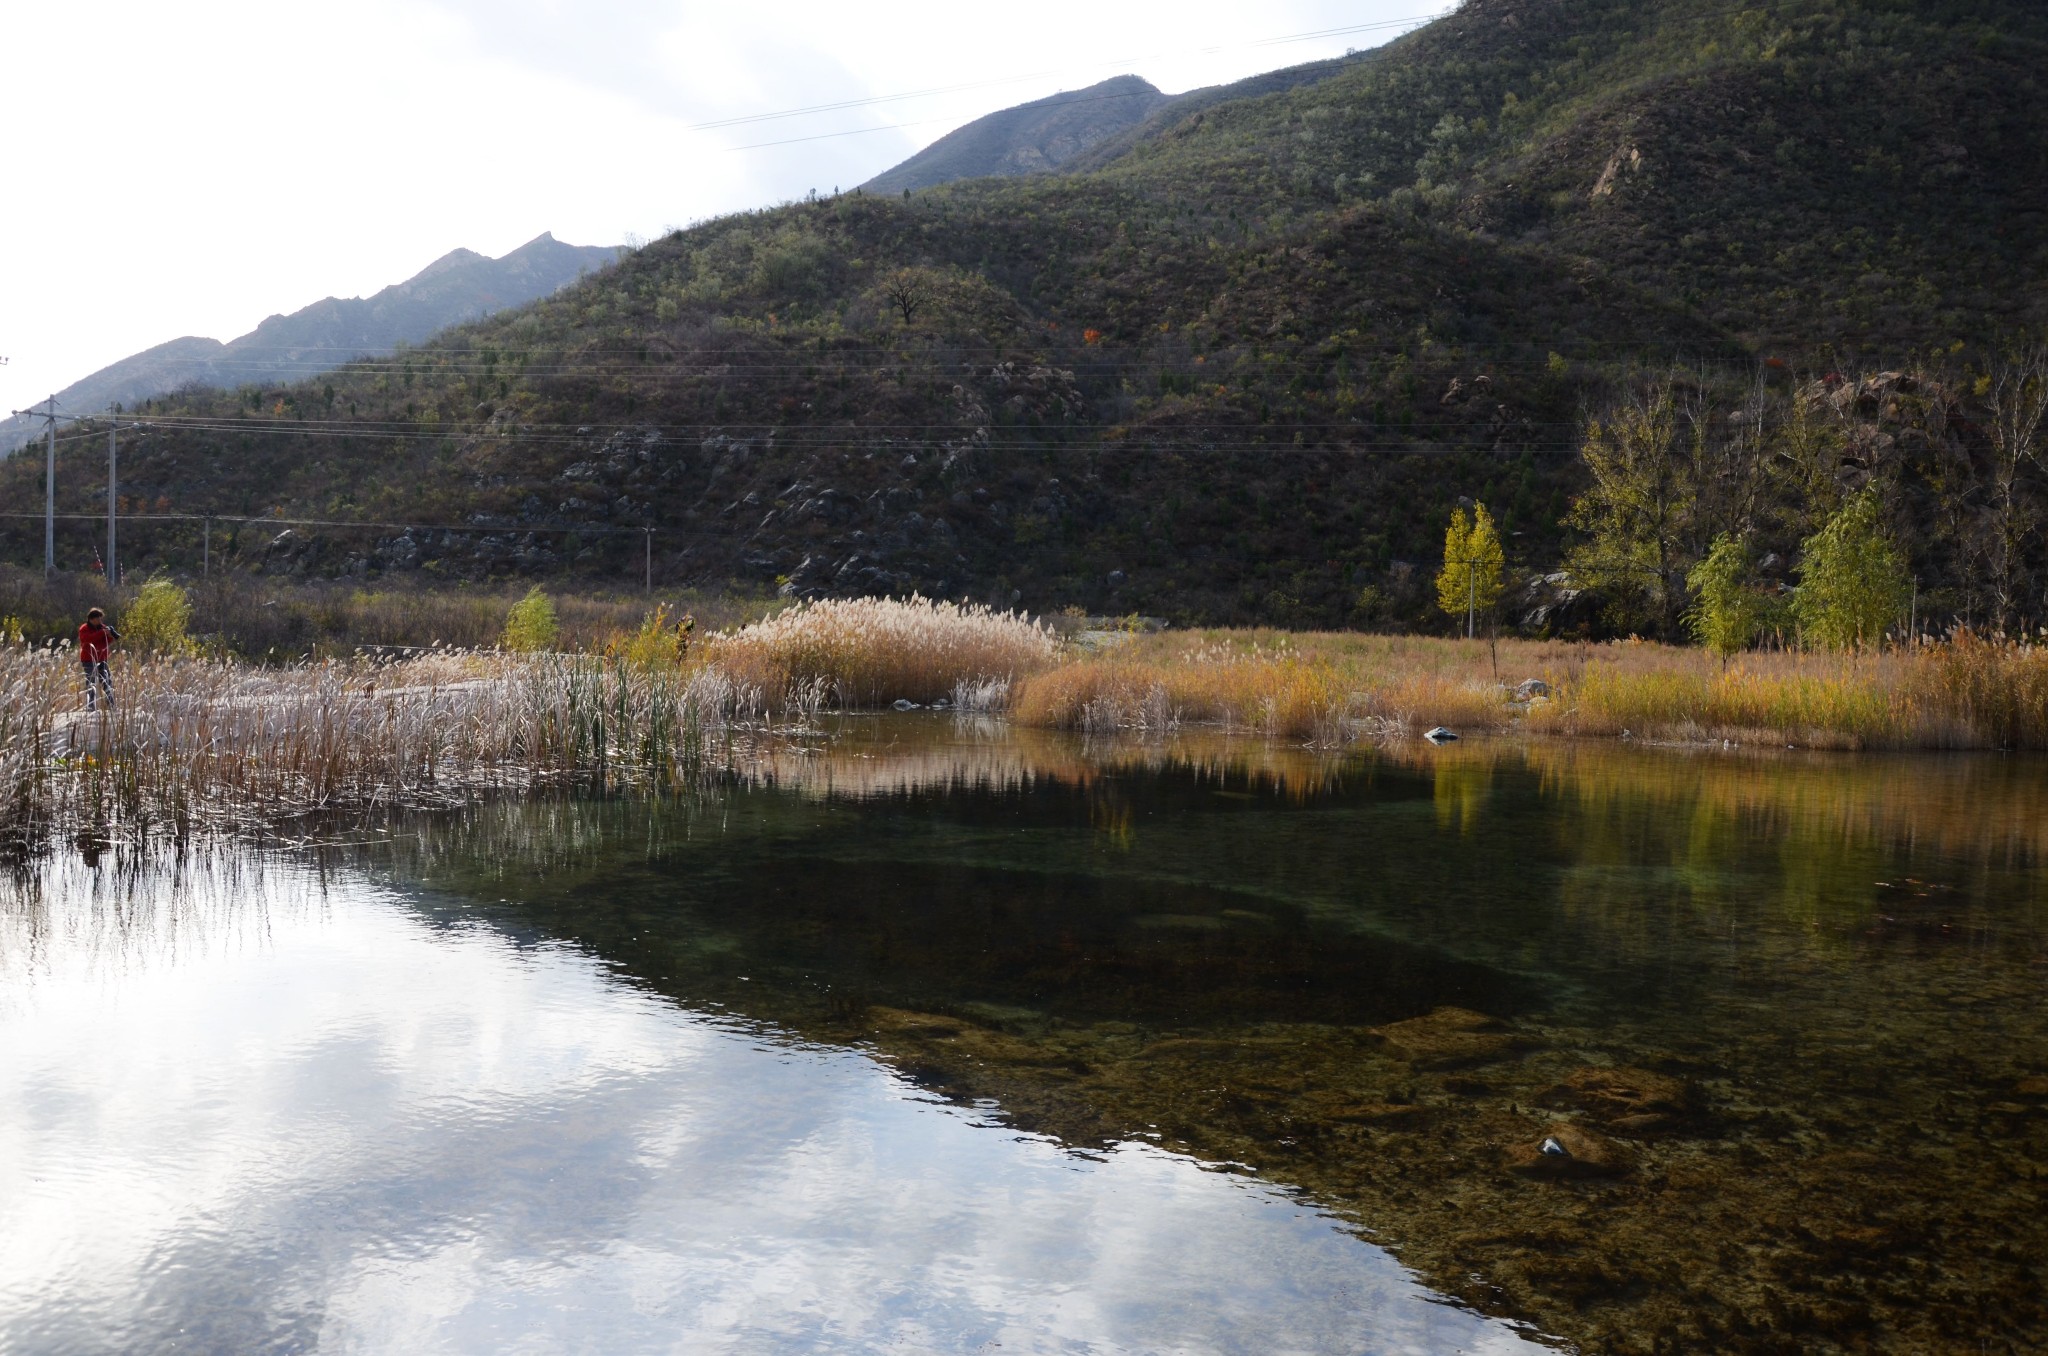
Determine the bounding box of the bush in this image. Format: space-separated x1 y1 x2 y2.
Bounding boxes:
501 587 560 652
611 603 694 669
120 578 195 655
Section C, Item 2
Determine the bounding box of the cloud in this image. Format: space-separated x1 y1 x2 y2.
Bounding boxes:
1 856 1542 1354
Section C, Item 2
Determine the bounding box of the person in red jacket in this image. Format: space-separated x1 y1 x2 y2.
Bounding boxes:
78 607 120 713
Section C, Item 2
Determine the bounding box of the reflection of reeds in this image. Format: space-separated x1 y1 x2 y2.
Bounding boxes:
1400 735 2048 867
739 720 1357 805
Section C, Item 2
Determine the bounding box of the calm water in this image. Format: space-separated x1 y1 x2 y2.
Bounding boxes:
4 721 2047 1354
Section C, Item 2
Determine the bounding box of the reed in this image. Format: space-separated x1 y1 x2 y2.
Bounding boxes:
704 595 1059 708
0 645 784 854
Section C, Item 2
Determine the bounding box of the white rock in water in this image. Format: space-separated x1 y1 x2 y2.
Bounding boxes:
892 699 920 711
1424 726 1458 743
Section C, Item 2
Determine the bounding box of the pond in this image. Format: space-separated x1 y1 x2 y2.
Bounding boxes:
4 719 2046 1354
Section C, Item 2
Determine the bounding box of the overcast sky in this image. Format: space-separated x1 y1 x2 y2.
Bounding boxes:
1 1 1450 417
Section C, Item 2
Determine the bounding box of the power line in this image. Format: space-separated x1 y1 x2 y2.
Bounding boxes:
684 12 1450 134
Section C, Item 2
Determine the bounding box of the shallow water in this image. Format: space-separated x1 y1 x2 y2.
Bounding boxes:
5 721 2047 1354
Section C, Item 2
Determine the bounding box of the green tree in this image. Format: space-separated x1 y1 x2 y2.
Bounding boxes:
120 577 195 655
1436 501 1504 637
1684 534 1765 664
1564 378 1700 637
1793 491 1911 651
501 586 560 652
1563 369 1781 638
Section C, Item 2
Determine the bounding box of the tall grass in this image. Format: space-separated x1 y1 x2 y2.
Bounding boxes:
1011 633 1511 743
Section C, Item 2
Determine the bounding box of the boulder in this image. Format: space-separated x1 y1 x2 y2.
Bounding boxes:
1513 678 1551 701
1369 1006 1526 1069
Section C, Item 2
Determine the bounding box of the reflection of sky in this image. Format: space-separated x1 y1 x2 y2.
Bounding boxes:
0 857 1543 1355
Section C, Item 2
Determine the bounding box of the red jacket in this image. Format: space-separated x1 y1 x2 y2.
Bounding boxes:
78 622 117 664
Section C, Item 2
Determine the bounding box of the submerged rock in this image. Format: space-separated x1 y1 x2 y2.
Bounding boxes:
1540 1066 1698 1136
1369 1007 1528 1069
1504 1123 1633 1179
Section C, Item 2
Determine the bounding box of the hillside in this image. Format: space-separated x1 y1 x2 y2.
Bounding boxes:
4 0 2045 631
0 233 612 455
861 76 1168 194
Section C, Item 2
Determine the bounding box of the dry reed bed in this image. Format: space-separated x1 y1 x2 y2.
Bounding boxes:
1010 630 2048 751
0 648 763 851
0 596 1064 851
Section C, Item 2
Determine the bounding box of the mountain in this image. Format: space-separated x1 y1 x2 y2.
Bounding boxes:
861 75 1167 194
6 0 2047 636
0 233 613 454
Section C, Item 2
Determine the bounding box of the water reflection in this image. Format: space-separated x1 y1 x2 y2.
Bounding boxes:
339 724 2048 1354
0 848 1545 1355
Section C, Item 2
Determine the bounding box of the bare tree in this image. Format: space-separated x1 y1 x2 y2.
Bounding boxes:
882 267 938 326
1981 344 2048 633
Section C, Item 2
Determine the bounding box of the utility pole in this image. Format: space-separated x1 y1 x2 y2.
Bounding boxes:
10 397 62 577
644 528 653 594
1467 561 1476 641
107 415 119 589
43 397 57 576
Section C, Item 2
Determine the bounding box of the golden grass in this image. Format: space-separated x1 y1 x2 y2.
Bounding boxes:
703 595 1059 708
1010 628 2048 751
1011 632 1517 742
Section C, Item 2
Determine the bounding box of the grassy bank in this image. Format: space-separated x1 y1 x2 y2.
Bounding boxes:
1009 629 2048 751
0 596 1059 853
0 565 779 659
11 593 2048 856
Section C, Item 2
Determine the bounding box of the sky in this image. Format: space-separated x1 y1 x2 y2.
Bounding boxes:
0 0 1452 419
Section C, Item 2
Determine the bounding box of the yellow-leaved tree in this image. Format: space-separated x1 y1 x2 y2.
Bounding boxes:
1435 502 1505 637
501 586 560 652
120 577 196 655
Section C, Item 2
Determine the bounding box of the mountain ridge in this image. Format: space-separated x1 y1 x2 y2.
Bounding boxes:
861 75 1168 194
1 232 613 454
